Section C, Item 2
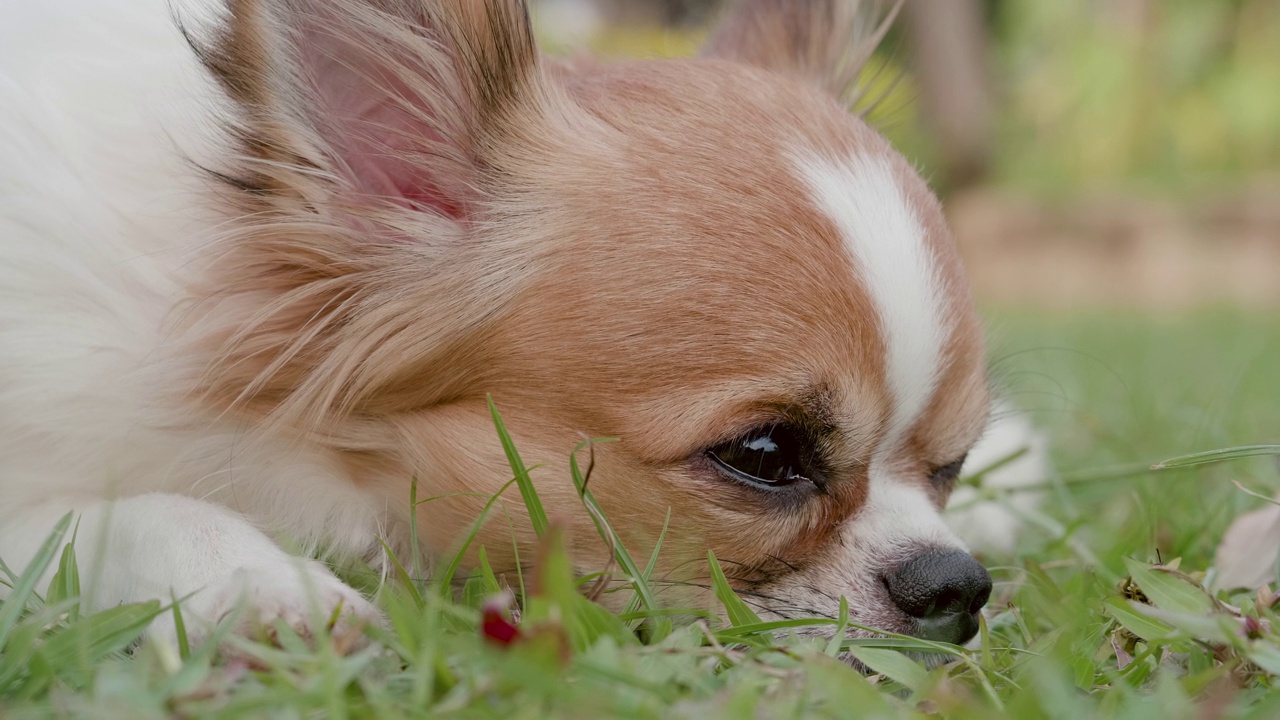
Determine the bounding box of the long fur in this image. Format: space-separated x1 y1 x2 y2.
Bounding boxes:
703 0 901 107
0 0 1001 651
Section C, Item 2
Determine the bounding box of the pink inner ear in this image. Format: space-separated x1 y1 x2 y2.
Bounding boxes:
397 182 467 219
301 27 476 221
339 125 471 219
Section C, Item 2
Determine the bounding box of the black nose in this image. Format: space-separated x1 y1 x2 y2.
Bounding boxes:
881 548 992 645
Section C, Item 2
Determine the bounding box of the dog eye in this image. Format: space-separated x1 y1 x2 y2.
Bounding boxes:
707 424 812 489
929 456 967 491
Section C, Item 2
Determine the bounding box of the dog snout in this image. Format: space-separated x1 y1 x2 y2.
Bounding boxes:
881 548 992 645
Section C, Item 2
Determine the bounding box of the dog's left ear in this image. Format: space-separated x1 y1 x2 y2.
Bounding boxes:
196 0 543 219
188 0 558 426
702 0 899 106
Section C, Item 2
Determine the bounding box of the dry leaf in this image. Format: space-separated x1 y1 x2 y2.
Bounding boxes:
1212 499 1280 591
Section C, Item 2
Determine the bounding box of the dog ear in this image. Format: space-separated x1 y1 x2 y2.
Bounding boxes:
195 0 540 219
702 0 899 106
187 0 549 427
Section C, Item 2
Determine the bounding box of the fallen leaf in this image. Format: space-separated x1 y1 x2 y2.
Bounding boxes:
1212 499 1280 591
1110 629 1135 670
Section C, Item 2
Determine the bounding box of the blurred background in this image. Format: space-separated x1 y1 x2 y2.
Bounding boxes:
531 0 1280 311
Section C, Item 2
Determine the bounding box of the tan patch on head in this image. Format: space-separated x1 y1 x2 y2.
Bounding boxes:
184 0 989 624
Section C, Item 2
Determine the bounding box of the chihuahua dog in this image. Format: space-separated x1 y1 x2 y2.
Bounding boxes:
0 0 995 650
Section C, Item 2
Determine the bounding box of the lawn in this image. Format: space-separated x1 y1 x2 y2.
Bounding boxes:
1 308 1278 718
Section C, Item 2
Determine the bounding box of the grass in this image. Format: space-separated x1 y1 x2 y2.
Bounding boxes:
2 308 1279 718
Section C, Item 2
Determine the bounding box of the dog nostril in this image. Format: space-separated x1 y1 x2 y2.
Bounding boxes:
881 548 993 644
931 587 967 615
969 580 993 615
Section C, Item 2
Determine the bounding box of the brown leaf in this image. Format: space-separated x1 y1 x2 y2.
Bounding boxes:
1212 500 1280 591
1110 629 1135 670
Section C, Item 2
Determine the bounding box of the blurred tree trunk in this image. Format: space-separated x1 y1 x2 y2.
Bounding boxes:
901 0 994 191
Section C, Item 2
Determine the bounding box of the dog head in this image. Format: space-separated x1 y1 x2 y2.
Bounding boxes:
194 0 991 645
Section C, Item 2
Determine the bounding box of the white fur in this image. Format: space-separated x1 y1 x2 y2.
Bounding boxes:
947 401 1051 554
0 0 384 641
0 495 380 648
796 152 946 451
794 153 1047 557
796 151 958 557
855 478 960 551
769 148 970 648
751 478 960 632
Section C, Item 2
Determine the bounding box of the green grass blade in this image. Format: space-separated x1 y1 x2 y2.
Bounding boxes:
487 395 548 537
623 508 669 618
1104 597 1174 641
436 477 518 593
621 508 673 640
409 477 423 583
715 617 839 638
377 537 424 609
44 540 81 622
0 512 72 648
1231 480 1280 506
614 607 714 622
1122 558 1215 615
39 601 165 672
524 524 634 650
1151 444 1280 470
0 555 16 589
569 437 666 637
477 546 501 595
1133 606 1237 645
170 591 191 661
835 619 969 658
959 447 1030 488
843 646 928 691
978 610 993 669
0 599 79 694
706 550 762 627
835 636 968 653
1246 644 1280 676
824 596 850 656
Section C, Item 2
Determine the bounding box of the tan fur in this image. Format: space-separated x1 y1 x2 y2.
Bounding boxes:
703 0 901 107
185 0 554 428
184 0 988 617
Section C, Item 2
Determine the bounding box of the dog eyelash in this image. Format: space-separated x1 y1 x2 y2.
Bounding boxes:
928 456 968 491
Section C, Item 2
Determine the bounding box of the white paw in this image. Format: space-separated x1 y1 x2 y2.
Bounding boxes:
148 560 381 651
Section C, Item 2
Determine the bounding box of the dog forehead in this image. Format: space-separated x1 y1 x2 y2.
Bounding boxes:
792 150 953 455
504 60 981 444
524 66 890 350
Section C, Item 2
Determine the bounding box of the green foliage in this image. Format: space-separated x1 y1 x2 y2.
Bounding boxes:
488 395 549 538
1153 445 1280 471
2 311 1280 717
993 0 1280 191
707 550 762 629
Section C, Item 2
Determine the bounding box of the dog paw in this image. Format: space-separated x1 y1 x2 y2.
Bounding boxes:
149 560 381 652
